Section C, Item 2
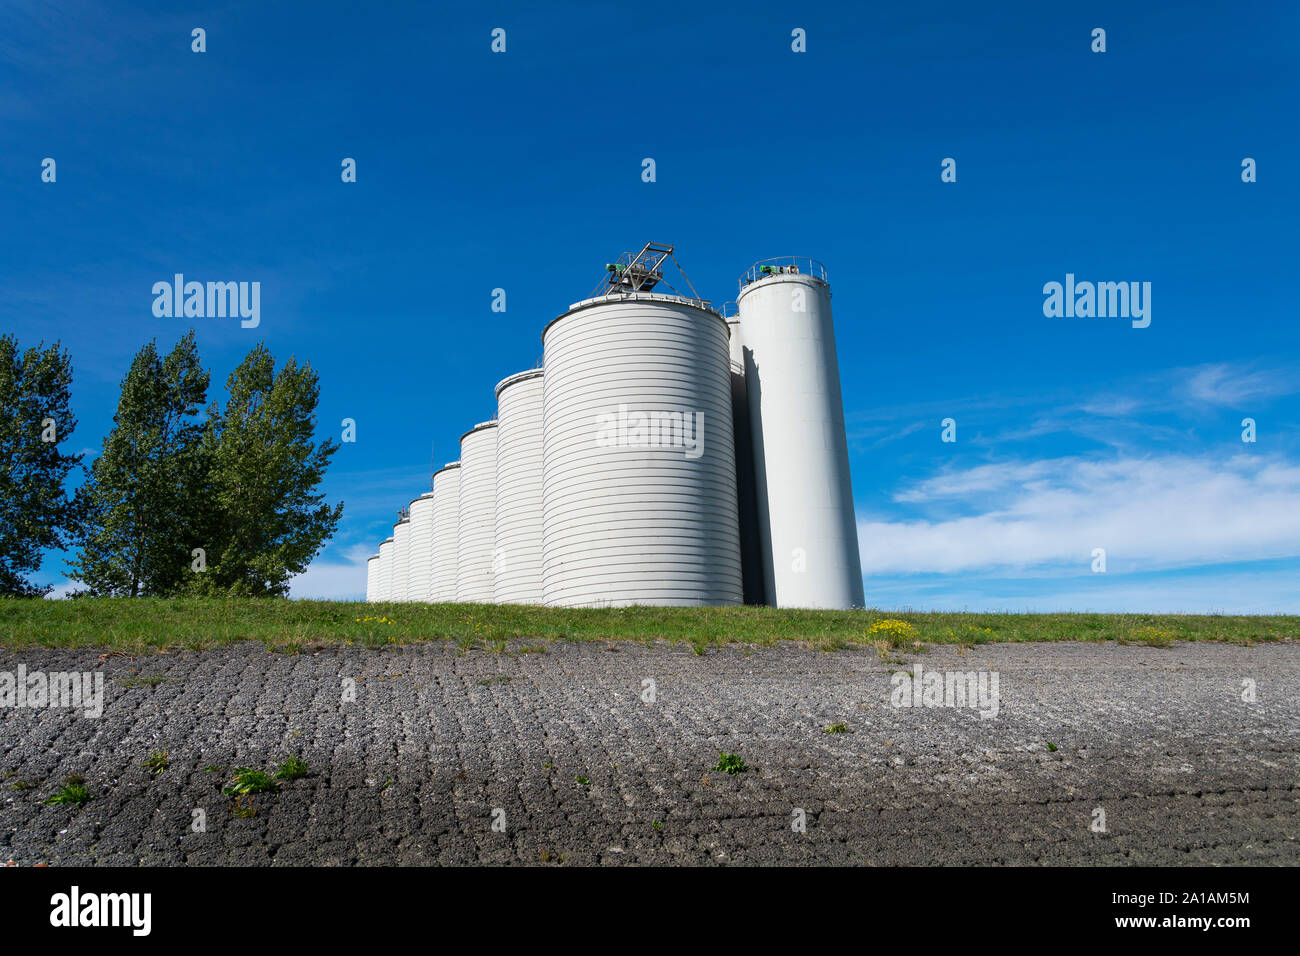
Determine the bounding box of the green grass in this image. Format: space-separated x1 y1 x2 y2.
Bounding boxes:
222 768 279 797
44 775 91 806
274 756 310 781
0 598 1293 654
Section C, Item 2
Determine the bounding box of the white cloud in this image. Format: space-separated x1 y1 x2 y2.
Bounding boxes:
1180 363 1298 406
287 558 367 601
43 580 78 600
860 453 1300 574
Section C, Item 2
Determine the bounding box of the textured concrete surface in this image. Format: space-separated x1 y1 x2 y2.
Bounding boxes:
1 640 1295 866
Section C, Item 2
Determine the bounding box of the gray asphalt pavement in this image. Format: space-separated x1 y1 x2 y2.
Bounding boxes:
1 640 1295 865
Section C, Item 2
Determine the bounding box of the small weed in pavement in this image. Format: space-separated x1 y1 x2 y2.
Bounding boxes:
823 722 849 734
275 756 310 781
713 752 748 775
45 776 90 806
223 768 279 796
142 750 168 774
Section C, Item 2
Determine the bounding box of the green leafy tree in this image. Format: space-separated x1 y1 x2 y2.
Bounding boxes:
70 332 210 596
191 344 342 596
0 336 83 596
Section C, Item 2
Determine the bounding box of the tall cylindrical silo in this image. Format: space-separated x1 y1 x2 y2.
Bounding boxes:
377 537 394 602
737 260 864 609
456 422 498 602
390 515 411 602
429 462 461 602
406 491 435 601
365 554 379 603
494 369 546 604
541 293 743 607
726 316 766 606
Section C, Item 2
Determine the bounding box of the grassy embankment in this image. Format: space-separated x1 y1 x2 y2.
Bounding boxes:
0 598 1295 654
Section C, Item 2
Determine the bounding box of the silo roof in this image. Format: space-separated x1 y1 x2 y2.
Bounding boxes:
494 368 544 397
541 292 724 344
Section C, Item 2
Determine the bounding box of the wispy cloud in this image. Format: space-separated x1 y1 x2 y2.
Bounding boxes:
860 452 1300 575
847 360 1300 453
1179 363 1299 407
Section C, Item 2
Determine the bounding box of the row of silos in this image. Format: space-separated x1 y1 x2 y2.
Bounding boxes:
364 253 863 609
365 383 546 604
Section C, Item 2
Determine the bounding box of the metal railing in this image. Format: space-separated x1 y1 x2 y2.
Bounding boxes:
738 256 829 292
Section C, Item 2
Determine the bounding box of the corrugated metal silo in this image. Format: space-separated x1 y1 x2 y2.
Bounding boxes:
390 515 411 602
494 369 546 604
456 422 498 602
737 259 864 609
406 491 435 601
377 537 394 602
365 554 379 603
429 462 461 602
541 292 743 607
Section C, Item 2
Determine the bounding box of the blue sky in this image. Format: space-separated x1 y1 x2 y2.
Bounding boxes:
3 0 1298 611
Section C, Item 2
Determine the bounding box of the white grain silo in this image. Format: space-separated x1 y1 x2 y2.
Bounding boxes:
365 554 380 603
406 491 435 601
429 462 461 602
541 244 742 607
493 369 546 604
377 537 394 602
737 258 864 609
456 422 498 602
390 513 411 602
725 313 766 606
